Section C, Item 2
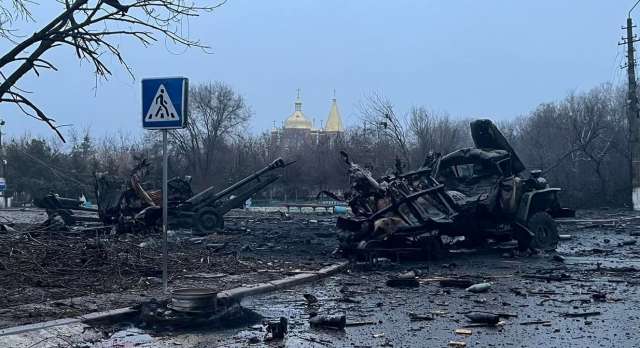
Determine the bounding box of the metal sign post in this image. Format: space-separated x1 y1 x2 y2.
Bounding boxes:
162 129 168 291
142 77 188 293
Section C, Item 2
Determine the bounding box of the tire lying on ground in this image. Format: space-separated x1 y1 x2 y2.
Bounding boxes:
192 207 224 235
526 211 559 250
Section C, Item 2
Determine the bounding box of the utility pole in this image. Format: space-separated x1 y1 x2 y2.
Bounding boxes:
0 120 6 209
621 16 640 210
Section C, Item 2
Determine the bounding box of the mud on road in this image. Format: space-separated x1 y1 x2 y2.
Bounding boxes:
1 208 640 347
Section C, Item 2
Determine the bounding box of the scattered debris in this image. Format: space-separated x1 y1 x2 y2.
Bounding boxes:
455 328 473 336
303 293 319 304
345 320 377 327
522 273 571 282
592 292 607 302
337 296 361 304
309 314 347 330
386 271 420 287
466 282 492 293
520 320 552 325
408 312 434 321
0 224 16 233
464 312 500 325
180 272 227 280
561 311 602 318
265 317 288 340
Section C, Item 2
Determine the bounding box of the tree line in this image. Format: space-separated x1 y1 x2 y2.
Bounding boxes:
4 81 630 209
0 2 629 209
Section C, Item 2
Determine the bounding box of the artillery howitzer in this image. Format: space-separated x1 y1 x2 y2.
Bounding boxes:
87 157 292 234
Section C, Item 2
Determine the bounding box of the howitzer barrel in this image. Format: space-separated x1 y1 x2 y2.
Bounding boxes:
185 158 286 206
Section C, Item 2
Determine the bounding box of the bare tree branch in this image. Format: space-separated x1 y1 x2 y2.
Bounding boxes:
0 0 224 141
359 92 411 166
169 81 251 187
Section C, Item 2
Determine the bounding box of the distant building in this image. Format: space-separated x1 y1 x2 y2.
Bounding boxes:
271 90 344 149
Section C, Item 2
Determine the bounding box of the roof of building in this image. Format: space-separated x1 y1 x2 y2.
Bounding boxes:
324 97 343 132
284 93 313 129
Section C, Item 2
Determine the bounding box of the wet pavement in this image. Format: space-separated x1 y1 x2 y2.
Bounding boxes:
3 209 640 347
79 211 640 348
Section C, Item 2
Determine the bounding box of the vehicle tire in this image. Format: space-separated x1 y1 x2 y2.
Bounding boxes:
526 212 558 250
192 207 224 235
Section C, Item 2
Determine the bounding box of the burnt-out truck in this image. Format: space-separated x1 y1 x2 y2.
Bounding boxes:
336 119 574 259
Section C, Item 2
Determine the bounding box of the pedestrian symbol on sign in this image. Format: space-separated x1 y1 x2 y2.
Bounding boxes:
146 85 178 121
142 77 187 130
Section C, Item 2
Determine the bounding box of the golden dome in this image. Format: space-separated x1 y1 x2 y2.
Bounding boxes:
325 97 343 132
284 92 312 129
285 112 312 129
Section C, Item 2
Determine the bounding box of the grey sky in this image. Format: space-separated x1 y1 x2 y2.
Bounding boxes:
0 1 631 139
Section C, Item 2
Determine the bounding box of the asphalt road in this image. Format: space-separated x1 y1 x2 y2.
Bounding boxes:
138 211 640 347
3 209 640 347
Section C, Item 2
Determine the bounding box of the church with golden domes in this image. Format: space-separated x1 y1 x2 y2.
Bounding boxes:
271 90 344 149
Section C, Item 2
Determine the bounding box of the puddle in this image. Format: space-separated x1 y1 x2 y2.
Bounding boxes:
93 327 154 347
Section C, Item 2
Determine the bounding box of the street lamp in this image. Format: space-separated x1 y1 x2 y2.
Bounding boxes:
631 0 640 17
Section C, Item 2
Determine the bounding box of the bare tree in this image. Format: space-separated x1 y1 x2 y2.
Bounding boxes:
169 81 251 187
0 0 224 140
511 83 629 207
561 87 619 202
359 92 411 167
408 107 469 164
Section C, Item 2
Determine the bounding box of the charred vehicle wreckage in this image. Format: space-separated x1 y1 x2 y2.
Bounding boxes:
335 119 574 260
34 158 291 234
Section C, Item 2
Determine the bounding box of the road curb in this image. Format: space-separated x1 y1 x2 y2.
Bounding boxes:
0 307 137 337
0 261 349 337
218 261 349 300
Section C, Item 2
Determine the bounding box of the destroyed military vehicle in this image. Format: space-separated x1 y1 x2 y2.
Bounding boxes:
34 157 292 234
335 119 573 259
94 157 290 234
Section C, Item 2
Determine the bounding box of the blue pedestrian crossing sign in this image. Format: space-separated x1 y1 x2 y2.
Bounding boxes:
142 77 188 129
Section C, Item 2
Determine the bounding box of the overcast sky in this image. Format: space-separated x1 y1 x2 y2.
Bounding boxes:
0 1 632 139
